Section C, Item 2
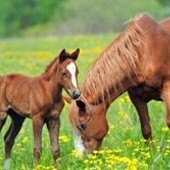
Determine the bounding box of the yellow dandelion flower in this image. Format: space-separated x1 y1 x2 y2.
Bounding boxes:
156 146 161 152
161 126 169 132
139 161 148 169
167 139 170 143
113 148 123 153
144 152 151 159
59 135 70 143
84 159 89 164
134 148 140 152
124 139 133 147
21 148 25 151
16 143 22 147
19 128 25 134
71 150 83 158
22 136 29 143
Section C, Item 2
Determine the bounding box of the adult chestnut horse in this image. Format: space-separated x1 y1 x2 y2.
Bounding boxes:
0 49 80 169
68 14 170 154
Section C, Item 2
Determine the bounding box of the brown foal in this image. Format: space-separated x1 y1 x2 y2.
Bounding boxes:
0 48 80 169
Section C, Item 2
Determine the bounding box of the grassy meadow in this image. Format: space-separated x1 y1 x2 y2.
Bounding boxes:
0 34 170 170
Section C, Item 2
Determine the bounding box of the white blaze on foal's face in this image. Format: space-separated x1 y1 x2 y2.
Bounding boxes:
67 62 77 88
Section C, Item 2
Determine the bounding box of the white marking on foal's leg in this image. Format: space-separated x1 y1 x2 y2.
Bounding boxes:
67 62 77 88
4 158 11 170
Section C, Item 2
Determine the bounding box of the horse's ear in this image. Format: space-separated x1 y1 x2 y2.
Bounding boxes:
63 96 72 104
59 49 68 63
76 100 86 112
71 48 80 61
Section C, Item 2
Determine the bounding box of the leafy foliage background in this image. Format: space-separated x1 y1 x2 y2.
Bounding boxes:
0 0 169 37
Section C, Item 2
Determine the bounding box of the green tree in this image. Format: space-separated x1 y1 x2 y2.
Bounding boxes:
0 0 64 37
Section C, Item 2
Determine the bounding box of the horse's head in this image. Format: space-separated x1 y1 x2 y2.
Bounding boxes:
58 49 80 99
69 98 108 154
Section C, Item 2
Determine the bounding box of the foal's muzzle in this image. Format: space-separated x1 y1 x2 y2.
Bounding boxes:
70 89 81 99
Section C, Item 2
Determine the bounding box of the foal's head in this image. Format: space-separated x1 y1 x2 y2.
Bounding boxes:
69 99 108 154
57 49 80 99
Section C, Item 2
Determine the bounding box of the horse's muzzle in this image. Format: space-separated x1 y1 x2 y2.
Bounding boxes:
71 89 81 99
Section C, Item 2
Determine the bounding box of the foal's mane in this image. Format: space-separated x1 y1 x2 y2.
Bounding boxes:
43 56 59 74
81 14 146 104
41 55 60 80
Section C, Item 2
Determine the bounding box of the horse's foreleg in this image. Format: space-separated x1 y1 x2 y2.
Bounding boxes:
32 114 44 167
161 82 170 128
46 117 60 167
4 111 25 170
128 90 152 141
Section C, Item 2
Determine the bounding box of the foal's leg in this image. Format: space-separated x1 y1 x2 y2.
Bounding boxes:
161 82 170 128
32 114 44 166
4 110 25 170
46 117 60 167
128 90 152 140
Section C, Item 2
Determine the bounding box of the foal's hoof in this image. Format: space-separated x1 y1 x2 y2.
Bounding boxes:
143 137 153 146
54 158 61 169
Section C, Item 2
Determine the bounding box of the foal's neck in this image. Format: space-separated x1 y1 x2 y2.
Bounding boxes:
41 61 63 98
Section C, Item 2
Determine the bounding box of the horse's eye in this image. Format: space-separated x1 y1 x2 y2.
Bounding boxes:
80 123 87 130
62 73 67 78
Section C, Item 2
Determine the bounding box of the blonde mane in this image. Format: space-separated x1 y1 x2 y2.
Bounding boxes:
81 16 145 104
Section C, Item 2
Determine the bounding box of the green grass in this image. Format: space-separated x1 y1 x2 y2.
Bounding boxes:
0 34 170 170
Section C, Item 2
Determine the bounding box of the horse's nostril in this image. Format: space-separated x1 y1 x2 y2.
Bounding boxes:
80 123 87 130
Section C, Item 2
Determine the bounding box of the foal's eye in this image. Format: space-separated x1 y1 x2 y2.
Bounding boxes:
62 73 67 78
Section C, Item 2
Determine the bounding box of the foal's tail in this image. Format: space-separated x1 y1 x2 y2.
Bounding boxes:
0 117 7 132
0 76 8 132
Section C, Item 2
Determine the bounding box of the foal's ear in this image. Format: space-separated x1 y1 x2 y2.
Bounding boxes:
76 100 86 112
59 49 68 63
71 48 80 61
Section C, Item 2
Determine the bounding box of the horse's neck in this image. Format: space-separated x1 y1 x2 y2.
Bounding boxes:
105 74 139 107
107 75 138 107
82 59 141 107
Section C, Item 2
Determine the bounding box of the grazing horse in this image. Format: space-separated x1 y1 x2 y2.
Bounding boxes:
0 48 80 169
68 13 170 154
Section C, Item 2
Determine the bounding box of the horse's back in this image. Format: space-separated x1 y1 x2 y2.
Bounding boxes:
132 14 170 85
3 74 37 116
159 17 170 34
5 73 33 90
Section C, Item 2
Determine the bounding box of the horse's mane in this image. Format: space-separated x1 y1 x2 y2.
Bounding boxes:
43 56 59 74
81 14 147 104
